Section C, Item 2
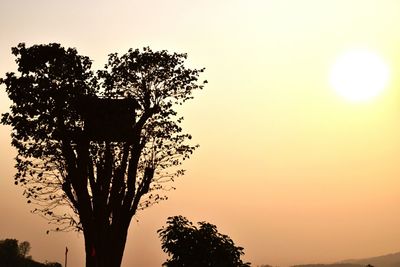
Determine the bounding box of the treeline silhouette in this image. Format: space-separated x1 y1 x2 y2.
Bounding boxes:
0 238 61 267
257 262 376 267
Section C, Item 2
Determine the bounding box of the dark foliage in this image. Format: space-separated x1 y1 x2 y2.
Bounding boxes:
0 238 61 267
1 43 97 230
1 43 205 267
158 215 251 267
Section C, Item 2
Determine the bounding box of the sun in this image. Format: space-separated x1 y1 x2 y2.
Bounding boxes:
329 49 390 102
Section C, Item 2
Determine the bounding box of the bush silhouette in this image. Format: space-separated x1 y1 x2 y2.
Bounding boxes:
158 215 251 267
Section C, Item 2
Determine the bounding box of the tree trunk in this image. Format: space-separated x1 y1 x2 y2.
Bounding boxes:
83 221 130 267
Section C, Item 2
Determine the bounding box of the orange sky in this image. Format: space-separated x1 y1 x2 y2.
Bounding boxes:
1 1 400 266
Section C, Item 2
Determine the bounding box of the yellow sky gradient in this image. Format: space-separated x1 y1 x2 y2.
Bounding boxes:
1 1 400 266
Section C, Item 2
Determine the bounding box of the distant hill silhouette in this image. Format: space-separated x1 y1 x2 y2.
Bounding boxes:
339 251 400 267
288 251 400 267
292 264 363 267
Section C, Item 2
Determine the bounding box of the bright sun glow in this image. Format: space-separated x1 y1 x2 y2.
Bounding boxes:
329 49 390 102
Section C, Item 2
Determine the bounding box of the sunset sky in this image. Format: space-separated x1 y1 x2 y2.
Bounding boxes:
1 1 400 266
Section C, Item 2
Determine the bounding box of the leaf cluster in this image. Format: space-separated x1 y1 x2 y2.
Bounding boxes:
158 216 251 267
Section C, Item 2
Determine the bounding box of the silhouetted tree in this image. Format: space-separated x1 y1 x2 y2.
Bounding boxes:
1 43 206 267
158 216 251 267
18 241 31 258
0 239 58 267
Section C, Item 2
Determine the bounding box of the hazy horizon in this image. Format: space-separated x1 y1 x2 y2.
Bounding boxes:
1 1 400 266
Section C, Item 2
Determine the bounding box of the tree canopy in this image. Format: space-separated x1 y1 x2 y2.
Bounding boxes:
1 43 206 267
158 215 251 267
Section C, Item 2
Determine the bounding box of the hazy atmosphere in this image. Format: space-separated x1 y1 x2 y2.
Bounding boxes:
1 1 400 266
